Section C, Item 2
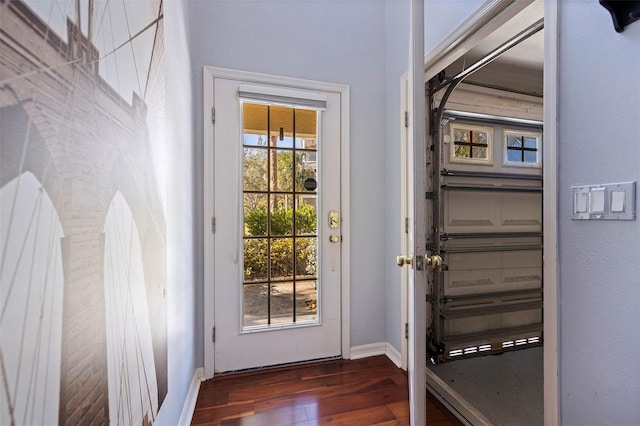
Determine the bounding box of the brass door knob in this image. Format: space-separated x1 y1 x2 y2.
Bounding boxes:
329 234 340 243
426 254 443 271
396 255 413 267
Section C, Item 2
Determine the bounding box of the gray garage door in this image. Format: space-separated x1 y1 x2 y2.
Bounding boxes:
427 107 543 363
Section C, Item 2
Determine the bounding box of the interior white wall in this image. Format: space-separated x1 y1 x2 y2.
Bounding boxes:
155 1 198 424
424 0 485 52
558 3 640 424
187 1 388 348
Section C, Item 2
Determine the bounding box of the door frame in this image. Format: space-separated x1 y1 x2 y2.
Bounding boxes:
409 1 559 425
202 66 351 379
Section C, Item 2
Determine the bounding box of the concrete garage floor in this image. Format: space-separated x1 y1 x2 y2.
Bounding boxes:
429 347 543 425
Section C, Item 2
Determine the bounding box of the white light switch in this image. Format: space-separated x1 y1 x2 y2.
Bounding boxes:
589 188 605 214
611 191 625 213
575 192 588 213
572 181 635 220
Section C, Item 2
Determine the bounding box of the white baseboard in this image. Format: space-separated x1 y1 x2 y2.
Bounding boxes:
385 342 402 368
350 342 402 368
178 367 204 426
350 342 387 359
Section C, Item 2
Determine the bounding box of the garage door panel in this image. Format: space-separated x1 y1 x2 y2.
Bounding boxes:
445 191 496 232
444 250 542 296
500 193 542 231
445 309 542 337
444 190 541 234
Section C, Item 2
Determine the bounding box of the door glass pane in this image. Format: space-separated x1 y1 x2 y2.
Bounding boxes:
270 106 294 148
241 103 319 329
243 148 267 191
295 237 317 278
270 282 294 324
295 151 317 193
243 103 268 146
244 194 267 236
243 284 269 326
270 194 293 236
270 238 293 279
296 281 317 322
271 150 294 192
295 197 317 236
243 238 267 282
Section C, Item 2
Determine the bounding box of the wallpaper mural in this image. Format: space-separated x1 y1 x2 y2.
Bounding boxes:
0 0 167 424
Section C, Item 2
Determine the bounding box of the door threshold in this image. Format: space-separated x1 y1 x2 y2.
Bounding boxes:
426 367 491 426
214 355 342 378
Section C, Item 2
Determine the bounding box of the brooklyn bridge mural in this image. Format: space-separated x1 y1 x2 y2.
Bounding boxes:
1 0 167 424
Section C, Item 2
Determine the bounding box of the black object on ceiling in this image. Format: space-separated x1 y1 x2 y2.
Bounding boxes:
599 0 640 33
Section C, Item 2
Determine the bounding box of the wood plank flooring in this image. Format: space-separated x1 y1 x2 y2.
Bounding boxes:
192 356 462 425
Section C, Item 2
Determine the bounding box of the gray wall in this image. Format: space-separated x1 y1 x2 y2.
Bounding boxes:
558 2 640 424
155 0 199 424
187 0 389 349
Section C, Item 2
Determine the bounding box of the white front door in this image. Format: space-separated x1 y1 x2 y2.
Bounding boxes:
211 77 342 373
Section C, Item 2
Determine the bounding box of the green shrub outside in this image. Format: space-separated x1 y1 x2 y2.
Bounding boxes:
245 204 316 236
244 204 317 281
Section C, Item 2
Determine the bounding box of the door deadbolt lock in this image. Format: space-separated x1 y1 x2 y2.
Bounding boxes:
329 234 340 243
329 210 339 229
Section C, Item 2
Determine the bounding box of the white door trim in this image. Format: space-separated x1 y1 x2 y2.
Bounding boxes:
419 1 559 425
202 66 350 379
542 2 559 424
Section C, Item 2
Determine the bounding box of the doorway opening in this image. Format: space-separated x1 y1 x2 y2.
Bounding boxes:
412 1 556 424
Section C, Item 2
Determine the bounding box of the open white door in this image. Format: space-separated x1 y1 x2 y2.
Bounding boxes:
403 1 429 425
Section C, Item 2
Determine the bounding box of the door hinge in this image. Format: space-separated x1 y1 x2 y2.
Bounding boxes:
211 217 216 233
211 106 215 124
405 217 409 234
212 327 216 342
404 111 409 128
405 323 409 339
425 191 437 199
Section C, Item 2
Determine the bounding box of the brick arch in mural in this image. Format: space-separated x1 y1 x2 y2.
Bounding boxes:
104 154 168 415
103 190 160 424
0 2 167 421
0 170 65 426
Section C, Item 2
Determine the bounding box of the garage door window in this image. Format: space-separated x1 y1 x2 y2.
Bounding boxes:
450 124 493 165
504 130 541 167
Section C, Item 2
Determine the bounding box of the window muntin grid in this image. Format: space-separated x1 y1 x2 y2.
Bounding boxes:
241 102 319 329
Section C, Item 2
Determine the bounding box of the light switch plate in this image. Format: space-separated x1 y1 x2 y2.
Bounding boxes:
572 181 636 220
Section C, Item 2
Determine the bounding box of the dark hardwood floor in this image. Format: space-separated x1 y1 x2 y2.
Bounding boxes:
192 355 462 425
